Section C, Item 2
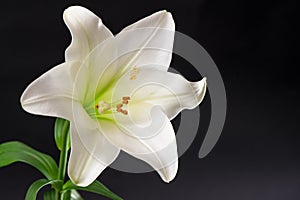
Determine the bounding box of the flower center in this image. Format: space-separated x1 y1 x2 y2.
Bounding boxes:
95 96 131 116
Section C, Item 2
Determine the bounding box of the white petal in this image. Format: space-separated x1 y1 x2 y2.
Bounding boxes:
119 10 175 71
63 6 113 62
121 10 174 32
68 117 119 186
111 68 207 121
99 108 178 182
20 62 81 120
72 10 175 104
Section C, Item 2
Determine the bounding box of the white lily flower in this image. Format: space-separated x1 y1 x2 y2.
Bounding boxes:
21 6 207 187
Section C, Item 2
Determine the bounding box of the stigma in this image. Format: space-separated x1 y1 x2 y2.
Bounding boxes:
96 100 111 114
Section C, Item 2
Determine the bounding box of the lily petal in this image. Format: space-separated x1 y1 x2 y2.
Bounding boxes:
99 108 178 183
63 6 113 62
119 10 175 71
111 68 207 121
19 6 207 186
72 10 175 104
121 10 174 32
68 123 120 187
20 62 81 120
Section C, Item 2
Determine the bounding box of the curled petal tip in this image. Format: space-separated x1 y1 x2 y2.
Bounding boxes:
63 6 100 22
63 6 78 16
64 5 86 13
68 158 105 187
194 77 207 93
158 160 178 183
159 10 173 23
159 10 170 14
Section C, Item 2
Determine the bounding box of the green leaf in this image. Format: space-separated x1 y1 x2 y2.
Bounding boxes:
25 179 61 200
44 189 58 200
54 118 70 151
63 180 123 200
0 141 58 180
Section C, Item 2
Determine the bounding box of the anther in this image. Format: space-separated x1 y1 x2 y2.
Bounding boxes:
122 96 130 104
115 97 130 115
130 66 140 80
121 110 128 115
116 104 123 109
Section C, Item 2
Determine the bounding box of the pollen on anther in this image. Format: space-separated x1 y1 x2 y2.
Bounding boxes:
122 110 128 115
130 66 140 80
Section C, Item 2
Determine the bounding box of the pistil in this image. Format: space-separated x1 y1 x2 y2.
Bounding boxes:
96 100 111 114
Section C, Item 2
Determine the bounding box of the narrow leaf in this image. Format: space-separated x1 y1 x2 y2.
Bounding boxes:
44 189 58 200
0 141 58 180
25 179 61 200
63 180 123 200
54 118 70 151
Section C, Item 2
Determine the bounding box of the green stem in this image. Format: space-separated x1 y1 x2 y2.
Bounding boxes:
56 121 70 199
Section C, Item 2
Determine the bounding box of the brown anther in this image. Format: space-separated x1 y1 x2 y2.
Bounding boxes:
95 105 99 109
116 104 123 109
122 110 128 115
122 96 130 100
122 96 130 104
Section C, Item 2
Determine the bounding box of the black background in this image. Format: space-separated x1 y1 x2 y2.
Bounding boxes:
0 0 298 199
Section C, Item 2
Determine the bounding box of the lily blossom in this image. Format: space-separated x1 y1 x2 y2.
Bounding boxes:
21 6 207 186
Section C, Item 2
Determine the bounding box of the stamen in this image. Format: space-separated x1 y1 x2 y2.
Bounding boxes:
122 96 130 104
122 96 131 100
113 96 131 115
130 66 140 80
121 110 128 115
